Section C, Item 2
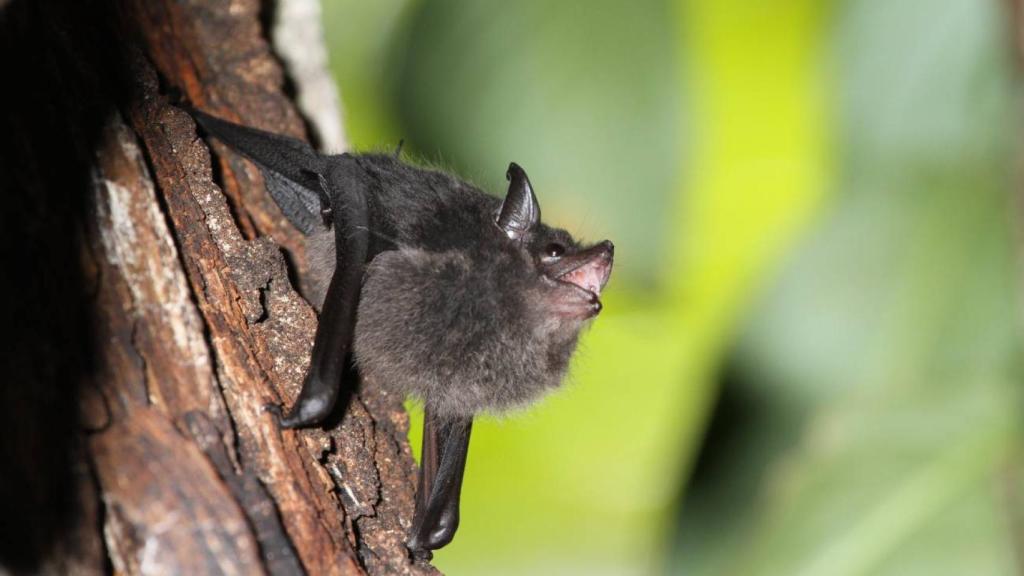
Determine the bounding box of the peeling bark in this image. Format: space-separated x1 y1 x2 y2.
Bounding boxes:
0 0 434 574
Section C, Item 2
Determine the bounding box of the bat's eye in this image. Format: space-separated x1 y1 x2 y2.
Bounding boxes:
545 242 566 259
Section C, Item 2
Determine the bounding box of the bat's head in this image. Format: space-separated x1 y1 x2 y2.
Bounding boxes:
496 163 614 322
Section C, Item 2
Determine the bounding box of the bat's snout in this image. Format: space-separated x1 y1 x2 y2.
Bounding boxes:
548 240 614 320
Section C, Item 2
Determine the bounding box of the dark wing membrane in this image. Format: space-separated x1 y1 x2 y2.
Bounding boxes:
407 413 473 553
190 108 327 235
261 169 324 234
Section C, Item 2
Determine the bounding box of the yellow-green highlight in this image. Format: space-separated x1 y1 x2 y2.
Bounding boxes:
669 0 832 489
421 1 834 573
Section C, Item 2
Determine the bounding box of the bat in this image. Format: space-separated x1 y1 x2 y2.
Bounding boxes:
189 109 614 557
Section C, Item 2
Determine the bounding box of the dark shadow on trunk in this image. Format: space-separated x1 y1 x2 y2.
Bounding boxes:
0 0 132 570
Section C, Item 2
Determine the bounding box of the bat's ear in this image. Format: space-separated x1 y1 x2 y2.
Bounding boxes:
496 162 541 240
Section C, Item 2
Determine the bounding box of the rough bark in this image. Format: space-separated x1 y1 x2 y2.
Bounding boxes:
0 0 433 574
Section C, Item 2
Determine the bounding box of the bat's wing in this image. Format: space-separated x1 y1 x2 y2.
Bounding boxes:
278 154 371 427
415 408 442 517
190 108 329 234
408 411 473 555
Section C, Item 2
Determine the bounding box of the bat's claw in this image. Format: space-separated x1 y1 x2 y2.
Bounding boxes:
262 402 285 426
408 547 433 563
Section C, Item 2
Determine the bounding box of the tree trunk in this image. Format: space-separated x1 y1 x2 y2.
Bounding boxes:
0 0 432 574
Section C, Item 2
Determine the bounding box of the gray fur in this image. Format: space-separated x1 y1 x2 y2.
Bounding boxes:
352 247 586 419
304 227 335 312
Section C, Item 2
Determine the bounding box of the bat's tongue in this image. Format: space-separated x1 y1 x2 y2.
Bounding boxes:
557 241 614 298
560 258 611 297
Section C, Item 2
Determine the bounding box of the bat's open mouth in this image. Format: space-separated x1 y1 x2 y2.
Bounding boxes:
557 241 614 297
546 240 614 318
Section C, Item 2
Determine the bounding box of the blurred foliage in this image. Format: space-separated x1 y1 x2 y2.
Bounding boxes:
675 1 1023 576
321 0 1023 574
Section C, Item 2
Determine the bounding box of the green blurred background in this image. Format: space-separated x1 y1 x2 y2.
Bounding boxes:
320 0 1024 573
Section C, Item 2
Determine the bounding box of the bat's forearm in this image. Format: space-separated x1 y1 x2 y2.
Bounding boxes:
279 169 370 428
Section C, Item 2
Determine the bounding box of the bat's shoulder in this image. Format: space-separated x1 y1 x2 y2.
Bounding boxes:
341 152 502 250
352 152 487 193
349 152 497 211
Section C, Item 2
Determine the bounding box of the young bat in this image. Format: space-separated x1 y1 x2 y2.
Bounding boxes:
190 109 614 556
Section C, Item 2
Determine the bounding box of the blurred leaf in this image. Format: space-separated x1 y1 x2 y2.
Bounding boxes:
733 182 1021 576
675 1 1023 575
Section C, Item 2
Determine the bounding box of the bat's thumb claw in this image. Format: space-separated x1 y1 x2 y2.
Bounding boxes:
262 402 285 423
408 547 434 563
